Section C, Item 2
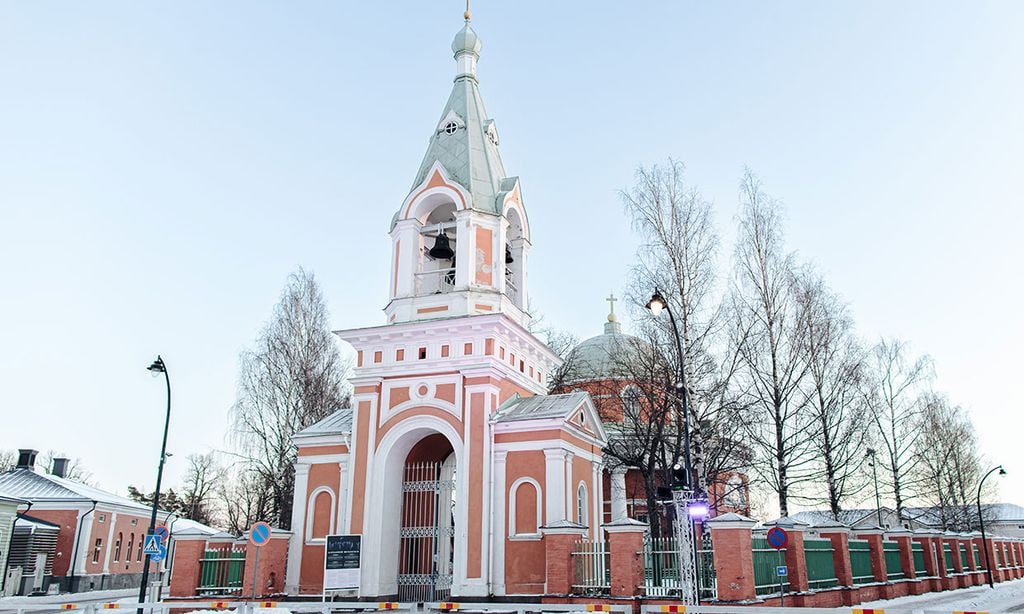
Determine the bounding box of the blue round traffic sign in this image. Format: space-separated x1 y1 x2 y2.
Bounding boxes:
250 521 272 546
767 527 788 549
154 526 169 542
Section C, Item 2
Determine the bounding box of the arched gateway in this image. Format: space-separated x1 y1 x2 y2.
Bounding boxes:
284 12 608 599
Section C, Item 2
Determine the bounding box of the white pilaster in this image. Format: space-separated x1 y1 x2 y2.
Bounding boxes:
392 219 422 299
591 461 603 539
285 463 310 594
102 512 117 574
490 449 508 596
564 452 575 522
611 467 628 521
336 457 349 538
544 449 567 523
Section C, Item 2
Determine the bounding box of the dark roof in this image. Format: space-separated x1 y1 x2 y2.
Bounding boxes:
294 408 353 438
789 509 878 527
15 514 61 531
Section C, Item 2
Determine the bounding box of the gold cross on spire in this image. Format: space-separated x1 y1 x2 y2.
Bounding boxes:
464 0 472 21
606 292 618 322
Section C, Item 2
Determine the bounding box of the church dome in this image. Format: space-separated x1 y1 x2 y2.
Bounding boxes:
452 23 481 56
566 301 653 383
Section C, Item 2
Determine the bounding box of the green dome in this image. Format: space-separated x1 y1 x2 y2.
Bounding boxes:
452 23 481 56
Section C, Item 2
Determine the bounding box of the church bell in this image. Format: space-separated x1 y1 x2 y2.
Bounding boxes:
428 230 455 260
505 244 514 264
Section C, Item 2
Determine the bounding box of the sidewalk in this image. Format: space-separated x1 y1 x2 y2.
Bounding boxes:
852 577 1024 613
0 589 137 607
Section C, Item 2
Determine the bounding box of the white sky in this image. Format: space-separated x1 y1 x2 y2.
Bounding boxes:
1 1 1021 512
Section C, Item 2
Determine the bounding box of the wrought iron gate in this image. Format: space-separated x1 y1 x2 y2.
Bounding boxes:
396 459 456 602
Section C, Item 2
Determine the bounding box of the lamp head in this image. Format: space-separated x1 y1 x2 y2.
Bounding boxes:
646 291 666 317
147 356 166 376
999 467 1007 476
687 500 710 520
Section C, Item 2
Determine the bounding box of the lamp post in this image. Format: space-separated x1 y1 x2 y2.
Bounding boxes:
138 356 171 610
645 290 693 492
646 289 701 605
866 448 882 527
977 465 1006 589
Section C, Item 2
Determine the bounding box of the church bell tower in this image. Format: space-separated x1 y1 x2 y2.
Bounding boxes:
386 15 530 328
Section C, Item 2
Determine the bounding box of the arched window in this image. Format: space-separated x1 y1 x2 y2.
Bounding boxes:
136 537 144 562
509 478 542 539
620 385 642 418
306 487 336 542
576 482 588 526
113 533 122 562
125 534 134 565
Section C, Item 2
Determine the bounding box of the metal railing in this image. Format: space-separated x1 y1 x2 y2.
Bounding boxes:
425 602 630 614
198 549 246 595
415 268 456 296
571 539 610 595
2 602 417 614
641 536 715 600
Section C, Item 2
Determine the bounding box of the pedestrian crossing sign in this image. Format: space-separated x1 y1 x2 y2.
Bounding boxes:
143 534 162 555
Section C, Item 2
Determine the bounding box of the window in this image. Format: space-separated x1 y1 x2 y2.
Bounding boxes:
577 483 588 526
443 121 459 135
92 539 102 563
136 538 144 562
418 347 427 360
113 533 122 562
621 385 642 417
98 514 105 523
125 534 134 565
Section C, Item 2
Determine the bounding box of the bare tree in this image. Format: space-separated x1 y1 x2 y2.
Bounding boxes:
179 452 224 526
731 169 816 517
39 450 94 484
0 450 16 473
218 463 276 535
793 268 871 519
913 395 991 531
864 338 932 521
228 268 352 529
621 160 749 504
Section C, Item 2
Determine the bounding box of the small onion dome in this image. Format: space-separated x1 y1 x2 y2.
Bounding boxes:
452 23 481 56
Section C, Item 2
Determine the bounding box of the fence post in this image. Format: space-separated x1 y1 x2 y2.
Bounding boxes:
242 529 291 598
603 518 648 597
706 512 757 602
541 520 588 595
818 523 858 606
168 535 208 597
913 530 943 592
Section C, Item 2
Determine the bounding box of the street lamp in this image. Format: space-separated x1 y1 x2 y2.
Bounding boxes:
646 290 700 605
865 448 882 527
138 356 171 610
977 465 1007 589
645 290 692 491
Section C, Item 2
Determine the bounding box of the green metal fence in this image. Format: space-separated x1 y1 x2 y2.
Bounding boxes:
641 535 716 600
884 541 904 580
974 544 985 570
849 539 873 584
804 537 838 589
198 548 245 595
960 544 969 570
753 536 789 596
943 543 954 571
571 540 610 595
912 541 927 576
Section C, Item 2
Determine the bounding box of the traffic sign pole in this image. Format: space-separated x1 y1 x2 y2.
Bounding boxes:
778 549 785 607
248 522 272 600
251 547 261 600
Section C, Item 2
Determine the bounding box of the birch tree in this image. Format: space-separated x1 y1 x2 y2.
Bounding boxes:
731 170 815 516
228 268 352 529
864 338 932 521
794 269 871 518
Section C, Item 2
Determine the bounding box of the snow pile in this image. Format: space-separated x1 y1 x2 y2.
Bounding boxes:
856 577 1024 613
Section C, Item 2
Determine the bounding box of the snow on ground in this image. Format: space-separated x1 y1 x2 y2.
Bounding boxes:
0 588 136 607
851 578 1024 613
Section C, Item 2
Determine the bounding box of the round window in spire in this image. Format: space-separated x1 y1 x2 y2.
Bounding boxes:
443 121 459 135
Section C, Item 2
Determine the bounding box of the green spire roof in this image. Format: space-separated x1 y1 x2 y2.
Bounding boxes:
408 24 509 214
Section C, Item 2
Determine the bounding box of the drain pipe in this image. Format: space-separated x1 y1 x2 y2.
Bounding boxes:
69 501 98 592
2 501 32 594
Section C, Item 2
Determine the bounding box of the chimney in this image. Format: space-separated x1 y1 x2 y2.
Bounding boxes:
16 449 38 470
51 457 70 479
